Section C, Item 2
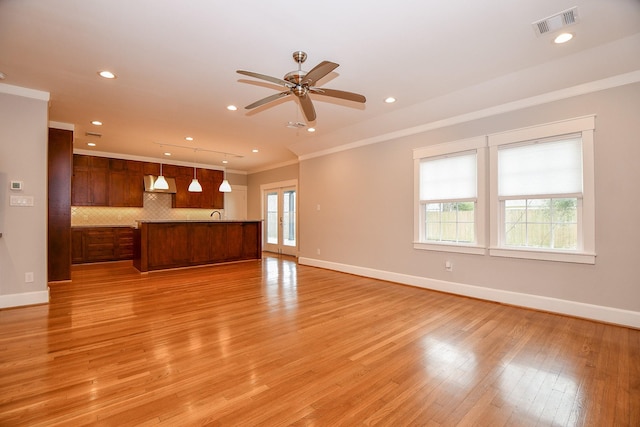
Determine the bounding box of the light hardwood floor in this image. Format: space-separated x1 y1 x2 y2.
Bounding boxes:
0 255 638 426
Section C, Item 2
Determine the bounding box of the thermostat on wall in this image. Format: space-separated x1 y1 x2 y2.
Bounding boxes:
10 181 23 191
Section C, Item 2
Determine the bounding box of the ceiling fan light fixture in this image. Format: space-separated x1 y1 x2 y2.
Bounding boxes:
384 97 397 103
307 127 316 133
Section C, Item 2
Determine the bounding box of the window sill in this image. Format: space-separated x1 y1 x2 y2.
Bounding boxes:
414 242 486 255
489 247 596 264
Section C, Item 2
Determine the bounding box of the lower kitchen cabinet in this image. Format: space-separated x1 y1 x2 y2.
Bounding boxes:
72 227 134 264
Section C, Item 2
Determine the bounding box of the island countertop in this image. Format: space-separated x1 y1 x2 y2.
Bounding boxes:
135 219 262 224
133 220 262 272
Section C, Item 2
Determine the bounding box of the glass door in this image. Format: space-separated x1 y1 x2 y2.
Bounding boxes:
263 184 297 256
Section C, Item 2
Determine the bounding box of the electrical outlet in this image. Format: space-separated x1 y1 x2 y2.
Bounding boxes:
317 248 321 255
445 261 453 272
25 272 34 283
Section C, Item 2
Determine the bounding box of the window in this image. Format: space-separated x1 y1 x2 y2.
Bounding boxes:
489 116 595 264
414 137 486 254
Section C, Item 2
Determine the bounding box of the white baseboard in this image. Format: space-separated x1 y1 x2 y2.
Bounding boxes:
0 288 49 309
298 257 640 329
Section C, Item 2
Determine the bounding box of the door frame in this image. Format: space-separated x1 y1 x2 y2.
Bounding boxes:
260 179 298 256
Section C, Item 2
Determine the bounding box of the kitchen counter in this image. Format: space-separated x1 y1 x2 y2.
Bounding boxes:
135 219 261 225
133 220 262 272
72 225 135 228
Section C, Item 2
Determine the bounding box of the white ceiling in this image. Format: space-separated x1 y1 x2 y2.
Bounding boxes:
1 0 639 173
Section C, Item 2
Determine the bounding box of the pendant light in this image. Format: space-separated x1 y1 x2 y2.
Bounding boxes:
154 163 169 190
188 150 203 192
219 178 231 193
219 155 231 192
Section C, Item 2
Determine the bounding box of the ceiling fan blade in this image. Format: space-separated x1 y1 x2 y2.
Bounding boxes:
299 95 316 122
245 91 290 109
237 70 292 87
309 87 366 103
302 61 339 86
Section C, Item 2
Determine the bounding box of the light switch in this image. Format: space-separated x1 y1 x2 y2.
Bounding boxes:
10 195 34 206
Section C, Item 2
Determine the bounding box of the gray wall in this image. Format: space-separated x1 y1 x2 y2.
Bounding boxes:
226 171 247 187
0 87 49 307
298 82 640 326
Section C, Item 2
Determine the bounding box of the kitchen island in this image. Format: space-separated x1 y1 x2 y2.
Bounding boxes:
133 220 262 272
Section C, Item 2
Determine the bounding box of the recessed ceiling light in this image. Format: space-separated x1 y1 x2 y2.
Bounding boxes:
554 33 573 44
164 152 171 156
91 120 102 126
227 105 238 111
98 70 116 79
384 97 397 103
222 160 228 164
185 136 193 141
87 142 96 147
307 127 316 133
252 149 259 153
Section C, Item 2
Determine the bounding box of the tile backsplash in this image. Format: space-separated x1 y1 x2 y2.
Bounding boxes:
71 193 224 227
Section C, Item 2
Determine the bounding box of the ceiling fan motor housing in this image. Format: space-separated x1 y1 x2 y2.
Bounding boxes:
285 70 308 97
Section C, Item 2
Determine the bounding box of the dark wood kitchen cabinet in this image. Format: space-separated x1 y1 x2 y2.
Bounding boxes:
72 154 223 208
72 155 155 207
72 155 109 206
108 158 144 207
133 221 261 272
48 127 73 281
72 227 134 264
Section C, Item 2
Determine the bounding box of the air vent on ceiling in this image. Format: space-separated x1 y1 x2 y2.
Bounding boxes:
85 131 102 137
286 121 306 129
532 6 579 37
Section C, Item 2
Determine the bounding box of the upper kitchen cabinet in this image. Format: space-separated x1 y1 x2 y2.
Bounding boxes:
72 154 224 209
108 159 144 207
171 166 224 209
72 154 109 206
198 168 224 209
72 155 144 207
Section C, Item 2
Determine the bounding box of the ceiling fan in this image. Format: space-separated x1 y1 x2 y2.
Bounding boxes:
236 51 366 122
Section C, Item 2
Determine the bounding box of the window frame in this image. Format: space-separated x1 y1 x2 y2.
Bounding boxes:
414 136 487 255
488 116 596 264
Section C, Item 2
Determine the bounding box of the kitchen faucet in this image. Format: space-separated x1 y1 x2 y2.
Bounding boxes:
210 210 221 219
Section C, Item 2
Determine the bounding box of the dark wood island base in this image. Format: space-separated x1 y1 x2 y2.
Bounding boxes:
133 220 262 272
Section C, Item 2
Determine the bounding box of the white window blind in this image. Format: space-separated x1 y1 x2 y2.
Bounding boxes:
498 137 583 197
420 152 477 201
